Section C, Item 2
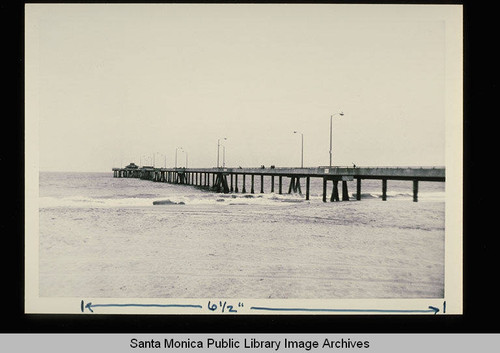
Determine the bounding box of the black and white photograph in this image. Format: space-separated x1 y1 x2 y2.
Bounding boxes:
24 3 463 315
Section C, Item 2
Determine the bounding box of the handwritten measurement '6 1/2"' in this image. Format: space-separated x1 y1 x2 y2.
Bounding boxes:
207 301 244 313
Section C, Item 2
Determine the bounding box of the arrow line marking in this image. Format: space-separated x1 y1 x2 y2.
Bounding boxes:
82 301 203 313
250 306 440 314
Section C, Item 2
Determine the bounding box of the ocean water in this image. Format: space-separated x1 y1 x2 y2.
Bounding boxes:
39 171 445 299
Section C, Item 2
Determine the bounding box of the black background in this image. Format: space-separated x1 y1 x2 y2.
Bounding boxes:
3 0 495 334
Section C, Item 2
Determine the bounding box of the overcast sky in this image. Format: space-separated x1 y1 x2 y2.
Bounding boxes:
26 4 462 172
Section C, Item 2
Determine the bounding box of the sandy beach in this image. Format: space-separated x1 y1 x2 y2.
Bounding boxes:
39 182 444 299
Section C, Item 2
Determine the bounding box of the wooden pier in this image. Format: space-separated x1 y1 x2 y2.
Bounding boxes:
112 164 445 202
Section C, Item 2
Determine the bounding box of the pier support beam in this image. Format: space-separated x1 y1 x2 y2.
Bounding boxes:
214 174 220 192
251 175 255 194
279 176 283 194
413 180 419 202
235 174 239 193
222 174 229 193
213 172 229 193
330 180 340 202
260 175 264 193
288 177 302 194
230 174 233 192
271 176 275 193
242 175 246 193
342 181 349 201
322 177 327 202
382 179 387 201
306 176 310 200
356 179 361 200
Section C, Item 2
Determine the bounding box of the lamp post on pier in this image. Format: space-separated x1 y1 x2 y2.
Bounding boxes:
217 137 227 168
223 145 226 168
293 131 304 168
220 140 227 168
329 112 344 168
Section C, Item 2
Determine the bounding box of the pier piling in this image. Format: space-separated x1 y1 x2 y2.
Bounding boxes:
306 176 310 200
342 181 349 201
331 180 340 202
288 177 302 194
382 179 387 201
322 178 327 202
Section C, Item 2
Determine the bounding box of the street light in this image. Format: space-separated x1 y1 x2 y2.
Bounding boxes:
175 147 183 168
219 140 227 168
293 131 304 168
329 112 344 168
223 145 226 168
217 137 227 168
